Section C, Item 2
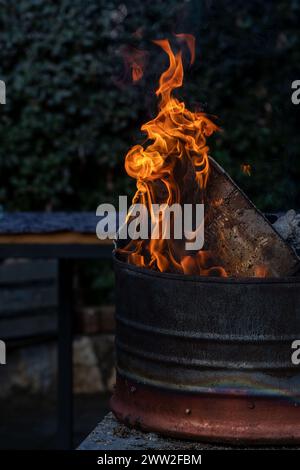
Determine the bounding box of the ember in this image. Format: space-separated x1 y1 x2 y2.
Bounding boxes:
121 46 147 83
112 32 300 448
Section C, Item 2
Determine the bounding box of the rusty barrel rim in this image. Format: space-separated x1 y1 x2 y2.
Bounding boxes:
111 375 300 444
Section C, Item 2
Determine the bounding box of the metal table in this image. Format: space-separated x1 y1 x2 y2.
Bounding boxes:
0 212 113 449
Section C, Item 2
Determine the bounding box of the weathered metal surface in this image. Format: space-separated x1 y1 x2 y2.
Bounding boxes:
111 255 300 443
111 377 300 444
204 158 300 277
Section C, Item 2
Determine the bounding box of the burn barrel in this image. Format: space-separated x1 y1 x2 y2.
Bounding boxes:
111 253 300 443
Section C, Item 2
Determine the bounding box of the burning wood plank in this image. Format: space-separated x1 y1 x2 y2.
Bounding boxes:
204 157 300 277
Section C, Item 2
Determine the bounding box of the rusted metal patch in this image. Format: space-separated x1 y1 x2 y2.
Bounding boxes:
204 158 300 277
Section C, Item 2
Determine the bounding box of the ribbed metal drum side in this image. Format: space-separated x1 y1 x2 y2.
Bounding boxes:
111 254 300 442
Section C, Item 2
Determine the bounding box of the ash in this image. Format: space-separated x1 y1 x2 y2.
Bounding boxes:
273 210 300 252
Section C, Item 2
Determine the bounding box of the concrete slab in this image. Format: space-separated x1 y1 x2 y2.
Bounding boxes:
78 413 300 450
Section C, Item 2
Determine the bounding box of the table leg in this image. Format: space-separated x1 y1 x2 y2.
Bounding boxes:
57 259 73 449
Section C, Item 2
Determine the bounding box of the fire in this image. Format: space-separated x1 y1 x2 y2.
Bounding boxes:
254 265 268 278
182 252 227 277
119 36 226 276
131 63 143 82
241 164 251 176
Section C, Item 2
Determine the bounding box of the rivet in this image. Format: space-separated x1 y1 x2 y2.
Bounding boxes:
185 408 191 415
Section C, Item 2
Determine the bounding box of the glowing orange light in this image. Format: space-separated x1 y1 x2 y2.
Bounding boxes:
241 164 251 176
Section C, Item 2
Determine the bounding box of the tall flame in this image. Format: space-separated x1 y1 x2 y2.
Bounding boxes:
119 36 226 276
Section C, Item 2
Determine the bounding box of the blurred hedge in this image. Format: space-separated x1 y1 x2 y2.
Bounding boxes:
0 0 299 212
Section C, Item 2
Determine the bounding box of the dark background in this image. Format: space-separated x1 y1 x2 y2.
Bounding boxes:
0 0 299 213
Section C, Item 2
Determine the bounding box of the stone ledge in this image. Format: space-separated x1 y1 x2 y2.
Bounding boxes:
78 413 238 450
78 413 300 450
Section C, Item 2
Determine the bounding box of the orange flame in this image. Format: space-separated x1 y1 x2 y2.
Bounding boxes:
132 64 143 82
241 163 251 176
121 46 147 83
254 265 268 278
174 33 196 65
120 36 226 276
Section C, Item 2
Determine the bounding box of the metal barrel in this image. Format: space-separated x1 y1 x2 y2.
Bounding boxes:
111 253 300 443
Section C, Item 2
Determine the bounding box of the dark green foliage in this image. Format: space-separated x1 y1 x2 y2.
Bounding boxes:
0 0 299 211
